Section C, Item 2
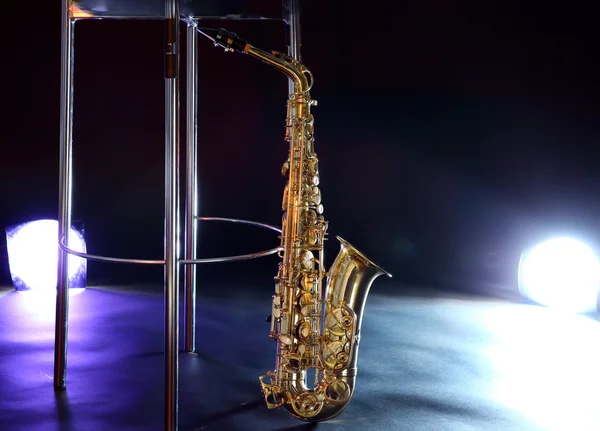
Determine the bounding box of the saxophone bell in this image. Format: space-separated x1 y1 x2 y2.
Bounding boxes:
280 236 391 422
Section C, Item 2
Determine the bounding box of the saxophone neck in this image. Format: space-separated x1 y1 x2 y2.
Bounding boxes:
247 47 314 95
196 27 314 95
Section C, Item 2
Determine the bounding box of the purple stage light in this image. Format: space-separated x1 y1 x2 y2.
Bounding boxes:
5 219 87 292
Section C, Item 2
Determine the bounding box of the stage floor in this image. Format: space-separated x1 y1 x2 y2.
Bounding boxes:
0 283 598 431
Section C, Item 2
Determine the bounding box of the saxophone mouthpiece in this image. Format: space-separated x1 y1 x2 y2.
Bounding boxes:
196 27 250 54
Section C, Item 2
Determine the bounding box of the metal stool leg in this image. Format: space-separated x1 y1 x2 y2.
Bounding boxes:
54 0 75 390
184 22 199 354
285 0 302 74
164 1 181 429
180 0 302 358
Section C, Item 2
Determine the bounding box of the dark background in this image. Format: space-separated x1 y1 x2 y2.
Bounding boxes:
2 0 599 295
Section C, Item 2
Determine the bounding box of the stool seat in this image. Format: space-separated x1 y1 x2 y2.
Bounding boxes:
70 0 282 20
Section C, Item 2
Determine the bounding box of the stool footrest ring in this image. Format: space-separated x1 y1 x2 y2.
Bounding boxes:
58 216 282 265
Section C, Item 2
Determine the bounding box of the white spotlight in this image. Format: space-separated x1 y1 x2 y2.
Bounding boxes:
518 237 600 314
5 219 87 292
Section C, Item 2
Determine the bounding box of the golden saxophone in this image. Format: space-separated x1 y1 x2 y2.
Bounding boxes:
199 27 392 422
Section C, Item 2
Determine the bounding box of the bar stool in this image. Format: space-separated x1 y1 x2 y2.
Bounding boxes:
55 1 302 429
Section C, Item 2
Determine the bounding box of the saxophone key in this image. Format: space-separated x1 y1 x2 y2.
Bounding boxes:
301 251 314 270
305 158 318 176
297 292 314 312
282 185 289 209
303 209 317 224
283 352 302 373
279 335 293 346
281 160 289 177
299 274 315 291
295 320 313 341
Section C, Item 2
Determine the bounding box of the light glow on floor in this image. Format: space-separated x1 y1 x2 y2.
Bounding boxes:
485 304 600 431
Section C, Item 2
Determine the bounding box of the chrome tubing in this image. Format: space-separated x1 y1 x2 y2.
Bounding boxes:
57 214 281 265
184 21 199 353
54 0 75 391
285 0 301 94
164 0 181 429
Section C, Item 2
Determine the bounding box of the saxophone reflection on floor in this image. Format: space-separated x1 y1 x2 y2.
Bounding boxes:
0 283 598 431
